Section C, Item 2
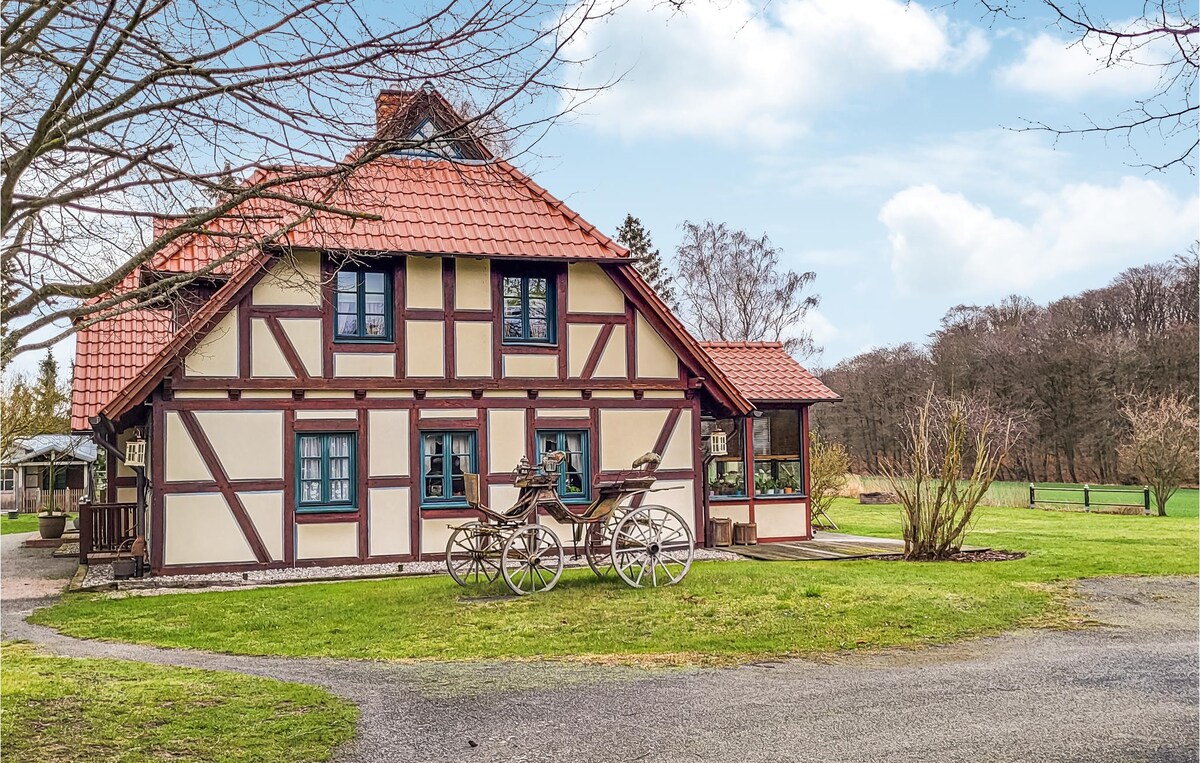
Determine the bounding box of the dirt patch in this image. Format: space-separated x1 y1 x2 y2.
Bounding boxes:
874 549 1026 563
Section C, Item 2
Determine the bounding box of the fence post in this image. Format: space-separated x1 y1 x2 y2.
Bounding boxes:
78 498 92 564
1083 484 1090 512
1028 483 1035 509
1143 487 1151 516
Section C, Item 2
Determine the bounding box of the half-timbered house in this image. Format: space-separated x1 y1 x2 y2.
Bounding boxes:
71 88 839 575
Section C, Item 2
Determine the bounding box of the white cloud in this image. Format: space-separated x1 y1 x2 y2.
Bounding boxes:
879 177 1199 297
999 33 1164 99
563 0 988 144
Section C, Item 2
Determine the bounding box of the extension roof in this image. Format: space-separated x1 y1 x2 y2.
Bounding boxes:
699 342 841 403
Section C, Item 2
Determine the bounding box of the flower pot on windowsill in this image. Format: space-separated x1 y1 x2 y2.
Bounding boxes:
37 512 68 540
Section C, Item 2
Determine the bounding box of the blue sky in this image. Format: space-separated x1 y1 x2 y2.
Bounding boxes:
15 0 1196 378
522 0 1198 366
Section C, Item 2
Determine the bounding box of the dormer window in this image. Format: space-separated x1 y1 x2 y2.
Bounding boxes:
502 273 555 344
397 118 465 160
334 268 392 341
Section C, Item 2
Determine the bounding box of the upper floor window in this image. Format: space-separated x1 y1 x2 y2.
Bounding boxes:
537 430 590 502
334 269 392 341
502 274 555 344
296 432 357 513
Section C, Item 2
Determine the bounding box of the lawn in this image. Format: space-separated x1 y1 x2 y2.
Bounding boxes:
2 513 43 535
1007 482 1199 518
31 498 1198 664
0 642 356 763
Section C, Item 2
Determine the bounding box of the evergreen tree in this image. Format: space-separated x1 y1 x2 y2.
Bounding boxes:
32 351 69 432
616 215 675 309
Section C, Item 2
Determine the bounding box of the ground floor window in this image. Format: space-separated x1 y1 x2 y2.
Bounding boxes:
1 468 13 492
296 432 356 513
752 410 802 496
421 431 476 505
704 417 747 498
537 430 590 502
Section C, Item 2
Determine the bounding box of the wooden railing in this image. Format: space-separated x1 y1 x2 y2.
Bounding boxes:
78 502 137 562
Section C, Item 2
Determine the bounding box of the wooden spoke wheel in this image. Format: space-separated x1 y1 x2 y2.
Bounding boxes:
445 522 501 586
610 505 694 588
501 524 564 595
584 509 627 578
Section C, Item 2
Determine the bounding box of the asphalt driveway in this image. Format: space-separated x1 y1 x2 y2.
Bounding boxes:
3 533 1196 763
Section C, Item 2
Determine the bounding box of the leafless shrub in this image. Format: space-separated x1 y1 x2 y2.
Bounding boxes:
1118 393 1198 516
809 429 850 521
881 391 1019 560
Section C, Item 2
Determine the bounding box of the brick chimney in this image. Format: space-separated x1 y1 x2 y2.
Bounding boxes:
375 90 413 136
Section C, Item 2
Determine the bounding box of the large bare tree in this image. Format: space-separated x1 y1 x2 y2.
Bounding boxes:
1118 393 1198 516
980 1 1198 172
1 0 609 366
673 220 820 359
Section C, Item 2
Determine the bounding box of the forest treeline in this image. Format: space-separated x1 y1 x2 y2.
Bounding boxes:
812 255 1199 484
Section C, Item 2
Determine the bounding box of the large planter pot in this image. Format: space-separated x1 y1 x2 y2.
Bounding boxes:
38 514 67 540
71 516 80 531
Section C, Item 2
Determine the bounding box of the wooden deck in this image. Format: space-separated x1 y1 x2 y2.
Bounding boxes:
728 533 988 561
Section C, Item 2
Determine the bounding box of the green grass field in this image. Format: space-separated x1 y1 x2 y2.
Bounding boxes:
31 497 1198 664
1003 482 1199 518
0 642 356 762
1 514 42 535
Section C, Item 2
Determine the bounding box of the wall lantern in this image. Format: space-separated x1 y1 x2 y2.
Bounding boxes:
124 430 147 468
707 428 728 457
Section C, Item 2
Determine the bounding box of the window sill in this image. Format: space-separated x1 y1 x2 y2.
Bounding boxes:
420 503 472 512
501 341 558 349
295 506 358 515
752 493 808 501
332 336 394 345
708 495 750 502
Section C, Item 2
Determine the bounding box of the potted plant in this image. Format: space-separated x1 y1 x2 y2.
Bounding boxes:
38 505 68 539
780 468 800 495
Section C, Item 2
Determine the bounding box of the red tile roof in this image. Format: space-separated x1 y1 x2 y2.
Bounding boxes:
71 307 175 430
147 158 627 274
71 155 632 430
699 342 840 403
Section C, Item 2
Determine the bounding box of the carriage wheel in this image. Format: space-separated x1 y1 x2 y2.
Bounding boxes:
445 522 501 586
584 509 627 578
610 505 694 588
501 524 564 595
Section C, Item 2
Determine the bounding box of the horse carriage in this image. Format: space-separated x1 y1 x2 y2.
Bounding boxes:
445 450 695 595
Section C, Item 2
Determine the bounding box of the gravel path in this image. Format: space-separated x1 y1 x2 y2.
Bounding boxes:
3 532 1196 762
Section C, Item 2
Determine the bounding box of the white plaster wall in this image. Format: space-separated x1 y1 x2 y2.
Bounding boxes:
567 323 602 377
296 522 358 560
406 257 443 309
635 312 678 379
659 409 694 471
455 322 492 378
488 410 525 473
251 250 321 306
368 487 411 557
566 262 624 313
406 321 445 377
250 319 295 378
192 411 283 480
455 258 491 310
184 309 238 377
420 518 457 556
334 352 395 378
295 410 357 420
163 493 255 565
535 408 589 419
502 354 557 378
599 409 669 471
279 318 323 376
619 479 696 532
755 501 809 538
239 490 285 561
709 503 751 525
593 325 627 378
368 410 409 477
164 411 212 483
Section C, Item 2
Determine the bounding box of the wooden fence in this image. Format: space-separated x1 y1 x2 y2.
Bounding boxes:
78 502 137 562
2 488 88 514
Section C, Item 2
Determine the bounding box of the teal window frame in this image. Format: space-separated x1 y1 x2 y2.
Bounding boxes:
420 431 477 507
333 267 392 342
295 432 358 514
501 272 556 345
536 430 591 503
